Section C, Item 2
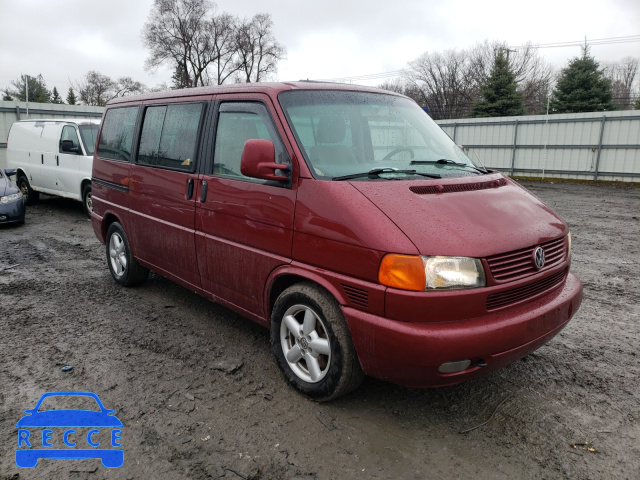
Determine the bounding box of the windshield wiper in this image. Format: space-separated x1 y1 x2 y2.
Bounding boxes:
333 168 441 181
410 159 488 174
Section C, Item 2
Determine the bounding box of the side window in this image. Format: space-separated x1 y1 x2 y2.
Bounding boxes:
59 125 80 154
137 103 203 171
213 103 286 180
97 107 139 162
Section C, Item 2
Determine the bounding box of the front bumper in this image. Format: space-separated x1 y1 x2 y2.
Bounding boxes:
0 198 26 224
343 273 583 388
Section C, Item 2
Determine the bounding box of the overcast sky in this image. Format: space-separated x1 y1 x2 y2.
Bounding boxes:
1 0 638 97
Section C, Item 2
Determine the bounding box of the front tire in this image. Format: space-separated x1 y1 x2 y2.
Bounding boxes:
271 283 364 401
106 222 149 286
17 175 39 206
82 183 92 218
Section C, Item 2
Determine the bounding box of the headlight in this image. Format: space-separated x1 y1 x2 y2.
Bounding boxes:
0 192 23 204
379 254 486 291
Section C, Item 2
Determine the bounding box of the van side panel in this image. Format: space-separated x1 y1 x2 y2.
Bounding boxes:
90 158 131 243
195 176 296 318
6 122 42 185
128 166 201 291
39 124 63 192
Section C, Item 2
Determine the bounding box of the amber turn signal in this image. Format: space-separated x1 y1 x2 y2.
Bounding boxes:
378 254 426 291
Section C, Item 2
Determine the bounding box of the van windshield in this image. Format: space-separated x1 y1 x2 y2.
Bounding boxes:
278 90 483 180
79 124 99 155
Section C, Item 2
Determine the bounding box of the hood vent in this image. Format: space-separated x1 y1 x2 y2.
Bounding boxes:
410 178 507 195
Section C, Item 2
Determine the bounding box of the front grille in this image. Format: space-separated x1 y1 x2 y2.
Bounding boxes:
342 284 369 308
486 268 567 310
487 237 567 282
409 178 506 195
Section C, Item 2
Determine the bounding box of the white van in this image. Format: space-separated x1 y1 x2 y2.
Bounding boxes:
6 118 100 216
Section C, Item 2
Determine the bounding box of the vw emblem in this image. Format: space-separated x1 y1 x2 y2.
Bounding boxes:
533 246 545 269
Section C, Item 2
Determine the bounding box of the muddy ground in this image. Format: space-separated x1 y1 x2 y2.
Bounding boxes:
0 180 638 480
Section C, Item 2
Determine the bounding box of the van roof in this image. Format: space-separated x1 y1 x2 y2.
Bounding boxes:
15 118 101 126
106 81 403 106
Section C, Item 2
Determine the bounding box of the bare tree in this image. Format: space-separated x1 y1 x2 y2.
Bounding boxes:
405 40 553 118
206 12 239 85
603 57 639 109
142 0 215 87
75 71 115 106
235 13 286 83
407 49 475 119
75 72 146 106
113 77 146 98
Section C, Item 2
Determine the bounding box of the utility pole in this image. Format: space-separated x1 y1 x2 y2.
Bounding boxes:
25 74 29 118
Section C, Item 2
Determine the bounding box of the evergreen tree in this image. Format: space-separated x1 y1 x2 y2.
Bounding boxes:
5 74 51 103
2 91 13 101
635 96 640 110
471 50 524 118
51 87 64 104
550 45 614 113
66 87 77 105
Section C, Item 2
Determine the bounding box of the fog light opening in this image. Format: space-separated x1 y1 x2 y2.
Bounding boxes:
438 359 472 374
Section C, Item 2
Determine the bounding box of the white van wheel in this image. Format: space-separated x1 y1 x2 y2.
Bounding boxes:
270 283 364 401
82 184 92 217
106 222 149 287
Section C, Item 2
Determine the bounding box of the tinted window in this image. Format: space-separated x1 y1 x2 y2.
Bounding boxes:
97 107 139 162
137 103 203 171
59 125 80 154
213 110 274 179
79 124 99 155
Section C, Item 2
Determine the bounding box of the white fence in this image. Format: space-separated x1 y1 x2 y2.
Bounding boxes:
437 110 640 182
0 100 104 168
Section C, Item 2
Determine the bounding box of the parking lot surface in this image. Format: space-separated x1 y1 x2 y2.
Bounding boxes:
1 180 638 479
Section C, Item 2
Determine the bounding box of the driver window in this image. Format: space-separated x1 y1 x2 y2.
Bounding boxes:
59 125 81 154
213 103 287 181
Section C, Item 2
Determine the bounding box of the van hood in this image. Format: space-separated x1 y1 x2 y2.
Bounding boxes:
351 174 568 257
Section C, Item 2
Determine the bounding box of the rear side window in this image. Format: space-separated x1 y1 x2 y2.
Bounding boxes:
137 103 203 171
97 107 139 161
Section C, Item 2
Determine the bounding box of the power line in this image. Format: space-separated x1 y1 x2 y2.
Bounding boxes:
316 34 640 84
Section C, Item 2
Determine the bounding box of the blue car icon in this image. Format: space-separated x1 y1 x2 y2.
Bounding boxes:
15 391 123 468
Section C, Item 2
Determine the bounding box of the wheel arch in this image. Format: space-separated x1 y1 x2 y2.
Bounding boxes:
265 268 349 325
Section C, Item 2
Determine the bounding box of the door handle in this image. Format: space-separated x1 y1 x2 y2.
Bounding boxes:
56 155 59 166
41 154 44 164
186 178 194 200
200 180 208 203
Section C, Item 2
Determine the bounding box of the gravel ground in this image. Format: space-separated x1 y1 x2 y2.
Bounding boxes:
0 180 638 480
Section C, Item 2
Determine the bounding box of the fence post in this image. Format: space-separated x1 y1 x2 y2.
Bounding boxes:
15 105 21 121
510 119 519 176
593 115 607 181
452 122 458 143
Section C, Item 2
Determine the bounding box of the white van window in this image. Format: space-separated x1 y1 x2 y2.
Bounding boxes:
59 125 81 154
137 103 203 171
79 124 99 156
97 107 139 162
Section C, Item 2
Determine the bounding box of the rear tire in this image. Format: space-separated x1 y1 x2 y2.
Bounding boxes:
17 175 39 206
271 283 364 401
82 183 92 218
106 222 149 286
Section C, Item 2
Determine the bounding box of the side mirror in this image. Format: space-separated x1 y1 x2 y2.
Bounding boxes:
61 140 79 153
240 139 289 182
4 169 17 177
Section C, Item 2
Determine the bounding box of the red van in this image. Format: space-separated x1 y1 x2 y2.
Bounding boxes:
91 82 582 400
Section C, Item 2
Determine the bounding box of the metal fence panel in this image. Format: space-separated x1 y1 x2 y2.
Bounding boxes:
437 110 640 182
